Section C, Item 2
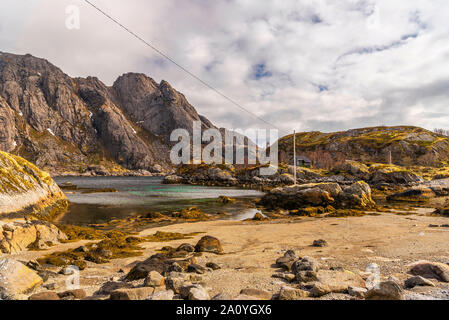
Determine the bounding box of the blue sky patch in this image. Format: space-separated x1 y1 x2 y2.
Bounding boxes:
252 63 272 80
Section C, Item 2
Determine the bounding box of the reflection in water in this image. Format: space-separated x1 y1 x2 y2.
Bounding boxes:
54 176 264 225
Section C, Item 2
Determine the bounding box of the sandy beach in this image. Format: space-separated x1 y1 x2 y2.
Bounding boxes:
11 210 449 299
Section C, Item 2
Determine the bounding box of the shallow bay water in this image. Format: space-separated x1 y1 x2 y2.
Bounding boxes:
54 176 264 225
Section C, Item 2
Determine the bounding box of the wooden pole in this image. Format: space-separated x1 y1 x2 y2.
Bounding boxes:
389 149 392 168
293 130 296 185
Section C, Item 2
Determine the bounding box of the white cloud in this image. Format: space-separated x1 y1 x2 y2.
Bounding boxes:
1 0 449 134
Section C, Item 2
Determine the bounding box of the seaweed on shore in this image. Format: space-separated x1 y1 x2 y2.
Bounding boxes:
37 225 201 270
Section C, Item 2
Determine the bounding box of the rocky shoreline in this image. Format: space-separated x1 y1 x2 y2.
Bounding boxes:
1 213 448 300
1 153 449 300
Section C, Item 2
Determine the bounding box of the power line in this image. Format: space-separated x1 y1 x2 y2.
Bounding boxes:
82 0 289 136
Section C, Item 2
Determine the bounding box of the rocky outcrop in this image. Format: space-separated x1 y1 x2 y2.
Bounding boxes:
0 219 67 254
259 181 375 210
0 151 67 217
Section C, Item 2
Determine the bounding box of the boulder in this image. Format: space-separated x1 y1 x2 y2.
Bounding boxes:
189 286 210 300
298 188 334 206
125 255 171 281
146 289 174 300
94 281 133 296
207 168 237 184
278 286 309 300
206 262 221 270
163 175 183 184
260 181 374 210
404 276 435 289
177 243 195 252
292 257 320 274
387 187 435 202
370 169 422 185
0 258 43 299
348 286 367 298
217 196 236 204
0 220 67 254
409 261 449 282
341 181 375 208
165 273 191 294
28 292 60 300
239 288 272 300
334 161 369 179
365 281 404 300
280 173 296 184
275 250 297 271
110 287 155 300
194 235 223 254
143 271 165 287
272 272 296 283
295 270 318 283
168 262 183 273
312 239 328 247
58 289 87 300
187 263 206 274
180 284 210 300
311 270 365 295
311 282 331 297
259 184 336 209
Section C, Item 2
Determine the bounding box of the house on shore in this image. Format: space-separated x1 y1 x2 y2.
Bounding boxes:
289 155 311 167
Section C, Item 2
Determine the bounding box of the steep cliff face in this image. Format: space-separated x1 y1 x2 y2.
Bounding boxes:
0 151 66 217
278 126 449 167
113 73 215 141
0 52 216 174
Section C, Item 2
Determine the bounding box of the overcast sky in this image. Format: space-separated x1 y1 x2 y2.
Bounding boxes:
1 0 449 134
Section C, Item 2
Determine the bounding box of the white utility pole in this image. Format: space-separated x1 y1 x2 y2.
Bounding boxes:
293 130 296 185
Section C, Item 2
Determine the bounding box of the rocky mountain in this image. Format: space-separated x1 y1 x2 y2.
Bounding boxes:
278 126 449 167
0 52 215 174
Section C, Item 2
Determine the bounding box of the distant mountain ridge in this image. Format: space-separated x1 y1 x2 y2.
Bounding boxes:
0 52 215 174
1 53 447 175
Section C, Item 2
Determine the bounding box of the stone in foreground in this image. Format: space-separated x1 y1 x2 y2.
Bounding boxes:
365 281 404 300
409 261 449 282
28 292 60 300
0 258 43 299
110 287 155 300
194 235 223 254
278 286 309 300
143 271 165 287
146 290 174 300
404 276 435 289
239 288 272 300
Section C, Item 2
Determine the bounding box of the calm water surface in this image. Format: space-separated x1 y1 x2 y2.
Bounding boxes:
54 176 264 225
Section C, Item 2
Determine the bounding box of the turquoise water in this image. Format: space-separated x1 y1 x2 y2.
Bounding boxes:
54 176 264 225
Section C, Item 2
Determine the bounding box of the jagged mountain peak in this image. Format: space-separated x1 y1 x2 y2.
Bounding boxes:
0 52 218 174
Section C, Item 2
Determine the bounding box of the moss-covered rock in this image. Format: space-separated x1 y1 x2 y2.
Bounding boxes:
0 151 67 218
